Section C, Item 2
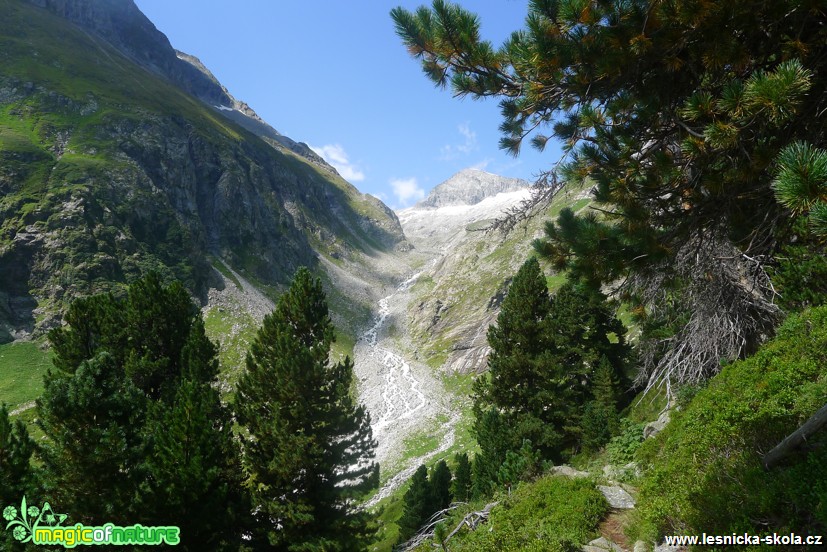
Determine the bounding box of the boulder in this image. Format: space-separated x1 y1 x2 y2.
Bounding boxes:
598 485 636 509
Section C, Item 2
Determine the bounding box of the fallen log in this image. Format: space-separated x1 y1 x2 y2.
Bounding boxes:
763 402 827 469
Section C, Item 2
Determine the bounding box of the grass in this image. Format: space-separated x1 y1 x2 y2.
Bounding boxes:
203 306 258 400
370 483 408 551
0 341 53 442
0 341 52 411
208 257 242 290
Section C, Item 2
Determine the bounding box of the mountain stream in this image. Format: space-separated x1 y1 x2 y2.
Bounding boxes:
353 270 458 506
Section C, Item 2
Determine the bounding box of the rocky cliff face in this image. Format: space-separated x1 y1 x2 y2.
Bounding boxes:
0 0 406 342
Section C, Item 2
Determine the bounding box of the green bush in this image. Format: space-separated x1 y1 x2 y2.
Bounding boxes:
444 475 608 552
635 306 827 539
606 418 645 466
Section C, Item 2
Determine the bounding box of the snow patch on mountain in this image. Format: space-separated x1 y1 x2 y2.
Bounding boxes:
398 169 532 252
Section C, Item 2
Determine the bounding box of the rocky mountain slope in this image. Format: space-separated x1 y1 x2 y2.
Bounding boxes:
26 0 333 167
398 170 591 374
0 0 407 342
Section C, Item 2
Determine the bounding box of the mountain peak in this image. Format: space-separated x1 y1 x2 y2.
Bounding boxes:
415 169 530 209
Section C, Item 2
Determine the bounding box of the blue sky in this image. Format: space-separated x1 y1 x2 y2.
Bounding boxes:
134 0 559 209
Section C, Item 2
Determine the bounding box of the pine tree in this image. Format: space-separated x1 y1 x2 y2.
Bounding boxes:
773 142 827 236
138 321 245 550
397 465 431 543
0 403 36 503
451 452 472 502
0 405 37 551
235 267 377 550
38 273 244 547
38 352 147 524
392 0 827 389
429 460 453 513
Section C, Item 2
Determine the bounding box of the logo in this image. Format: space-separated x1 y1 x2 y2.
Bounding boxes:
3 497 180 548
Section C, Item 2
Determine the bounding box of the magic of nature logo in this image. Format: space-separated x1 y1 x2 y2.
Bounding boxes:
3 497 180 547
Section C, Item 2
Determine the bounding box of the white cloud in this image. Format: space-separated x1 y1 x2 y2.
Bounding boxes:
390 177 425 207
439 122 478 160
309 143 365 182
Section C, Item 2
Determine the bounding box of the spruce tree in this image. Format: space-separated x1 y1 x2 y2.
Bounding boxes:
450 452 472 502
580 355 623 451
397 464 431 543
235 267 377 551
429 460 453 513
471 408 516 498
472 259 629 493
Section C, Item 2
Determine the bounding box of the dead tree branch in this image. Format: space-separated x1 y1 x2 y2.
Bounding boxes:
397 501 498 552
763 403 827 469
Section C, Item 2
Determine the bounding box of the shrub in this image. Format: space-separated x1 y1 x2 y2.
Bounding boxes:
635 306 827 539
447 475 608 552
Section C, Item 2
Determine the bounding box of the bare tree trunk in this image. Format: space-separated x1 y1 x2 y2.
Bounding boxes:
763 403 827 469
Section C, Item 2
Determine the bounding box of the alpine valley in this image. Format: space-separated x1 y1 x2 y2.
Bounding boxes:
5 1 827 551
0 0 566 507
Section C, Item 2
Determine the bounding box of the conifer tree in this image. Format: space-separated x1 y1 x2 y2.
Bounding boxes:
392 0 827 388
398 464 431 543
451 452 472 502
38 352 147 524
138 321 246 551
580 357 622 452
472 259 629 493
471 408 516 498
429 460 453 513
38 273 244 547
0 403 36 504
471 257 553 493
0 405 37 550
235 267 377 551
773 142 827 236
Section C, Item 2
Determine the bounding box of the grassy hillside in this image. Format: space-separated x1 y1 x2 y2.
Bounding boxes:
0 0 403 343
